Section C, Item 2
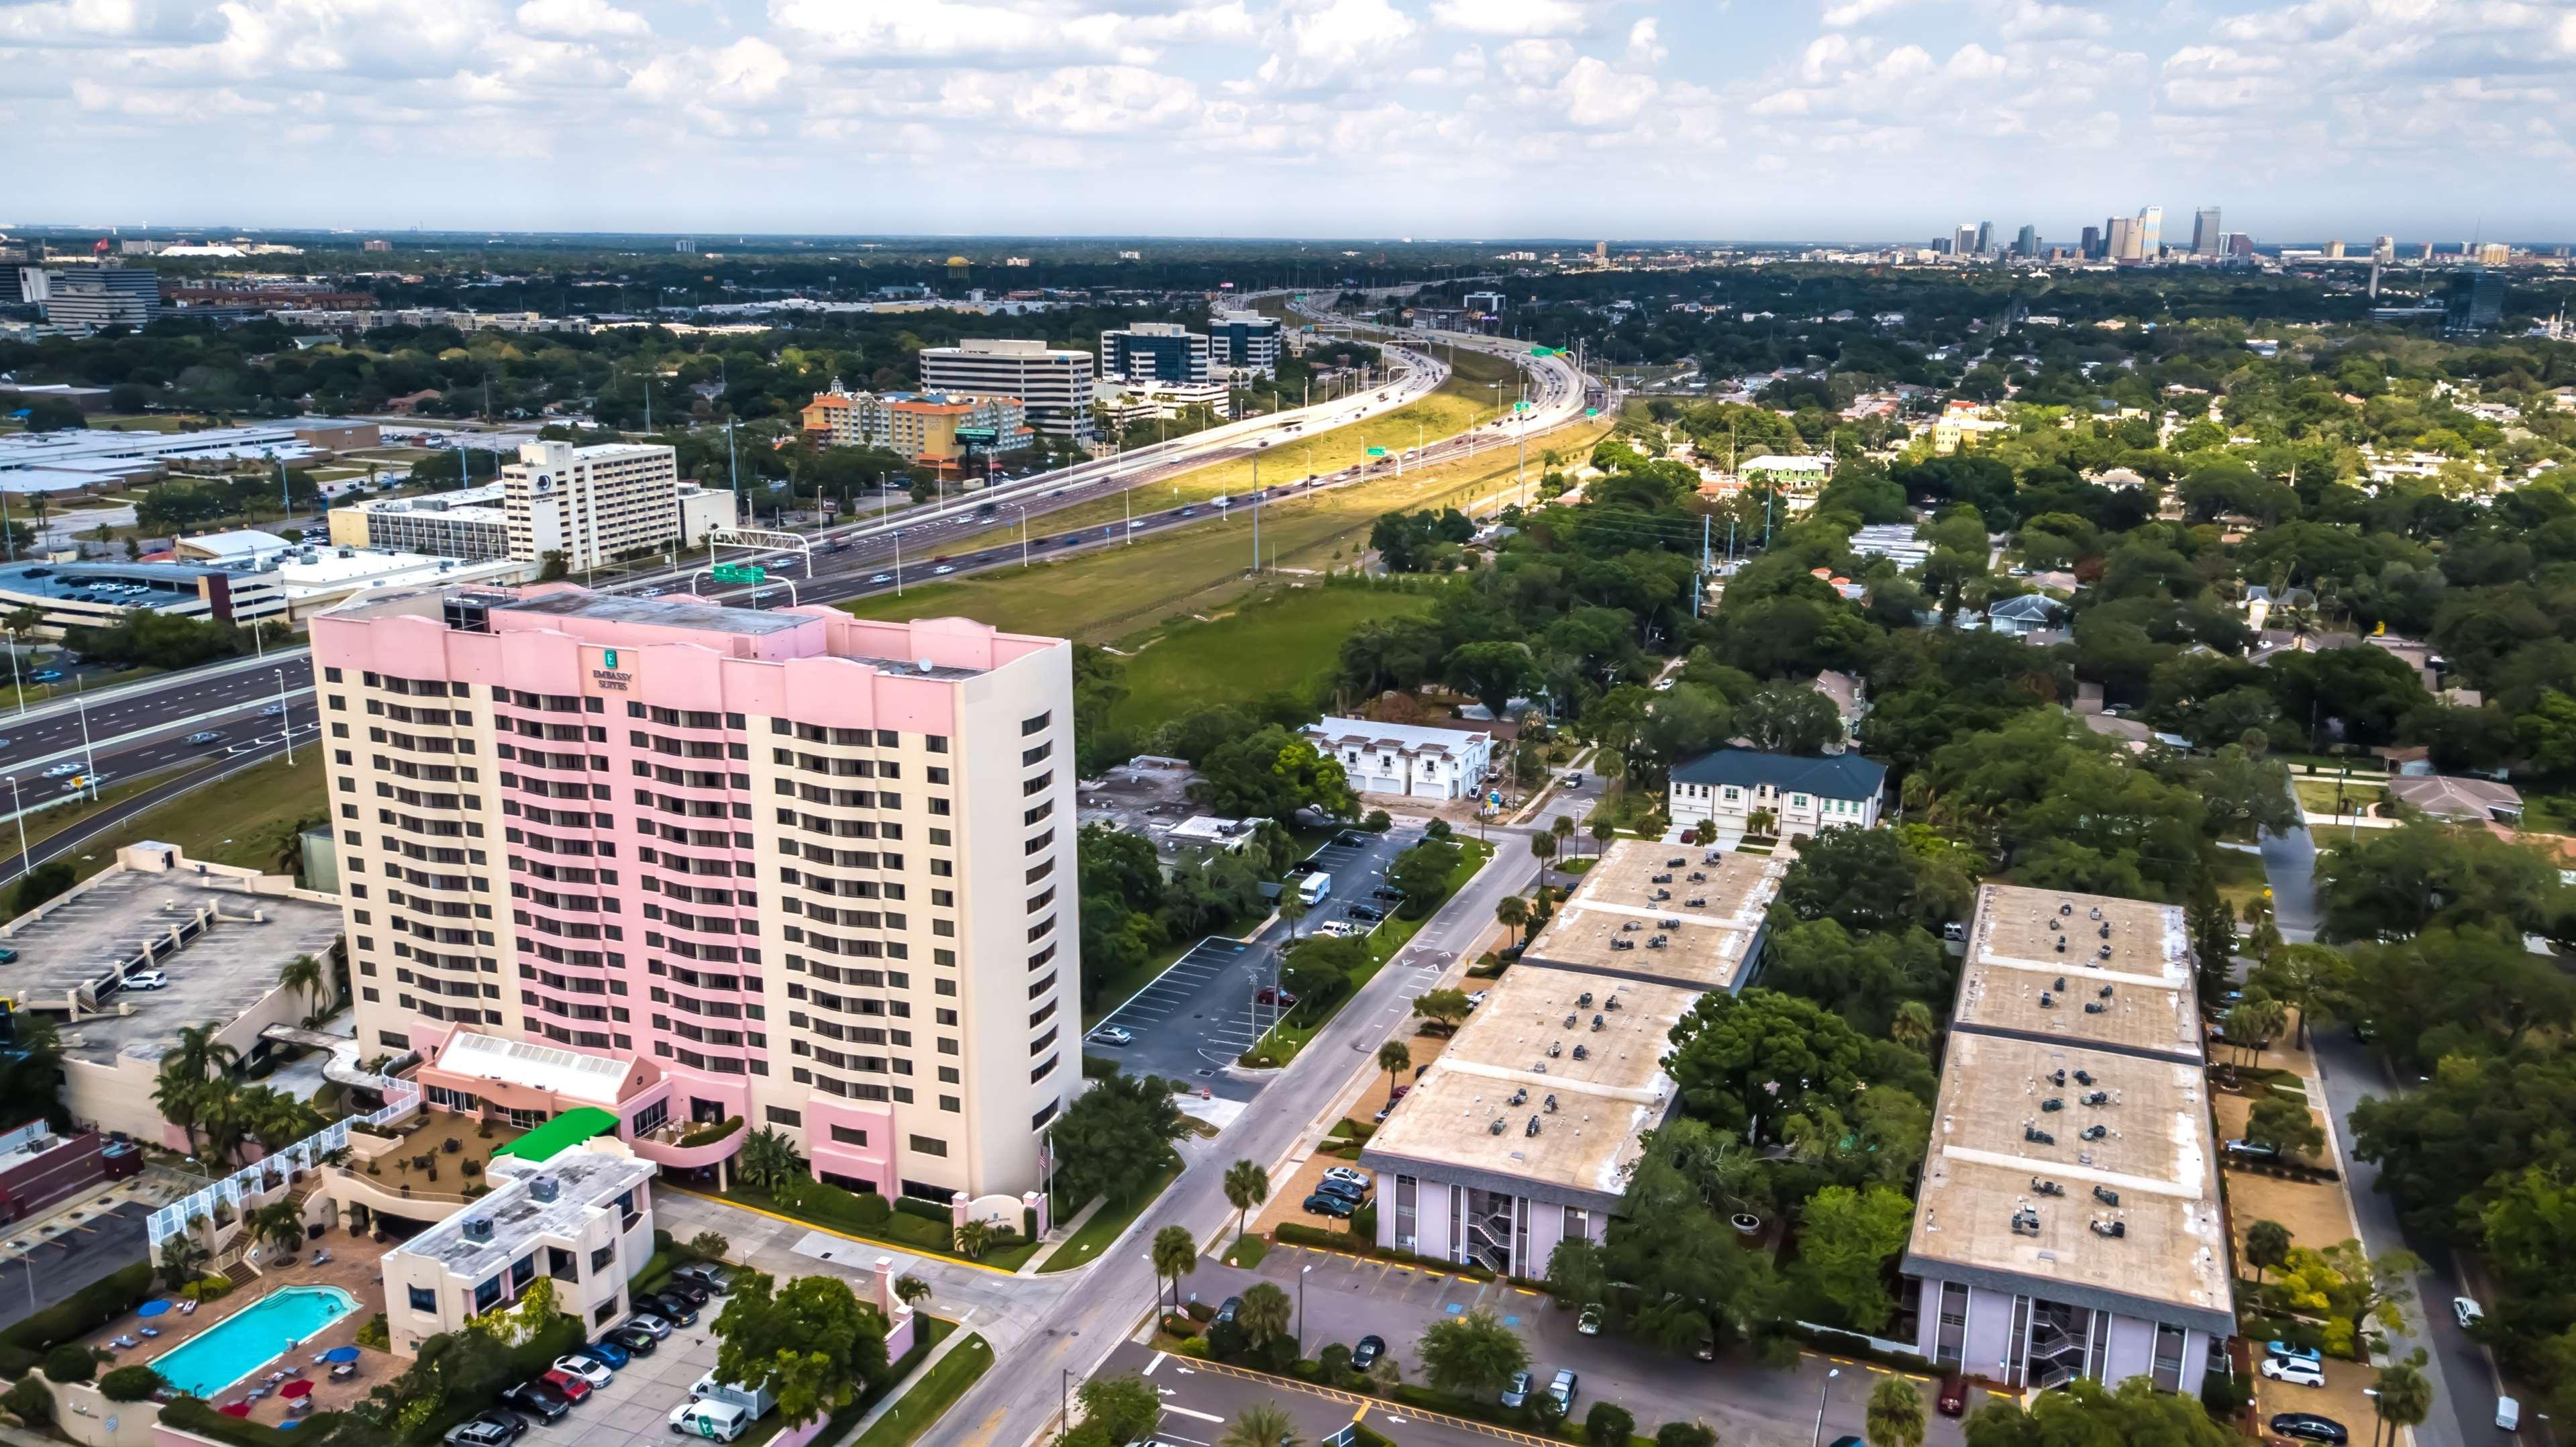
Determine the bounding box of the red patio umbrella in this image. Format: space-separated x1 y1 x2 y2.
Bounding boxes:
219 1403 252 1417
280 1381 314 1399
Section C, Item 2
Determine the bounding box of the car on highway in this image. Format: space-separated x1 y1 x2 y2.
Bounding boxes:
2269 1414 2348 1444
185 730 224 745
124 970 167 991
260 703 285 716
40 763 80 778
869 574 894 585
1087 1026 1133 1046
932 564 955 575
1302 1191 1355 1218
28 670 61 683
2261 1356 2325 1387
1351 1335 1384 1371
63 775 105 791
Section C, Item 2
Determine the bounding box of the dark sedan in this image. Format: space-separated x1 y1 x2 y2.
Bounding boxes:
1351 1335 1385 1370
2270 1414 2349 1444
498 1381 570 1423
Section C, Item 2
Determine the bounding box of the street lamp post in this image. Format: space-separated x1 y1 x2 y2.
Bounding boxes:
1012 504 1030 568
1810 1365 1841 1447
1297 1262 1312 1356
7 776 25 881
273 668 295 766
74 677 97 797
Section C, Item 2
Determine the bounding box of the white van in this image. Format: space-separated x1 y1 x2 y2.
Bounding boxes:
1298 872 1332 907
2496 1397 2520 1432
670 1399 749 1442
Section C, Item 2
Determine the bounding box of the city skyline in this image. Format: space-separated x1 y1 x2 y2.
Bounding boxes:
5 0 2574 238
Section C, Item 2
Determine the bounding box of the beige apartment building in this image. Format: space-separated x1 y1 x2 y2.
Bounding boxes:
501 440 684 571
380 1147 660 1352
309 583 1080 1208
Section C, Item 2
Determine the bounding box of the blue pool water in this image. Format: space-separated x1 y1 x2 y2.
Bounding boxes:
148 1286 358 1398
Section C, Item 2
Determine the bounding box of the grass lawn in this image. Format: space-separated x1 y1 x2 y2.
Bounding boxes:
1101 585 1441 739
2294 778 2383 816
846 1326 989 1447
2206 847 2272 913
839 411 1604 646
1036 1148 1184 1273
52 750 327 887
1221 1232 1270 1268
703 1183 1043 1272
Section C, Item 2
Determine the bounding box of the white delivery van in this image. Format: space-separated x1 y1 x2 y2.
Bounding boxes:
1298 872 1332 907
2495 1397 2520 1432
670 1400 750 1442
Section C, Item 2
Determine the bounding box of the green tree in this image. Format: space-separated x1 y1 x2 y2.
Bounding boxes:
711 1270 890 1428
1866 1375 1926 1447
1220 1401 1302 1447
1376 1040 1412 1106
735 1127 804 1195
1962 1376 2237 1447
156 1232 207 1293
1236 1281 1293 1349
2244 1219 2293 1285
1049 1067 1188 1209
894 1275 931 1312
9 861 75 917
1737 682 1847 754
1414 989 1472 1037
1388 836 1463 913
1496 893 1531 943
1078 1373 1164 1446
1151 1224 1198 1312
1446 641 1541 723
1796 1185 1917 1332
1585 1401 1637 1446
1223 1160 1270 1246
954 1219 991 1260
1415 1309 1529 1398
1655 1424 1718 1447
2245 1096 2325 1160
276 952 329 1019
2370 1361 2434 1447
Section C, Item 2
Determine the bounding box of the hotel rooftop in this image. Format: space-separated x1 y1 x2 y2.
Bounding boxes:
387 1148 656 1283
1518 840 1784 994
1360 963 1697 1211
1902 885 2232 1337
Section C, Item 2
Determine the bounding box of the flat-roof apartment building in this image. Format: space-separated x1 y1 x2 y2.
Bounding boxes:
1360 839 1786 1275
311 585 1080 1208
502 440 684 572
1900 884 2230 1394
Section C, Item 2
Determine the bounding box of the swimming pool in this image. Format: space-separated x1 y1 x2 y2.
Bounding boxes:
148 1286 358 1398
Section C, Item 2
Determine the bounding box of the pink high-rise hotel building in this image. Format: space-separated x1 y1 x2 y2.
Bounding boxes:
311 584 1079 1207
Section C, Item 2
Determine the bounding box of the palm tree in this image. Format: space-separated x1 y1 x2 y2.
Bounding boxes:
2244 1219 2292 1285
953 1219 992 1260
1376 1040 1412 1106
1221 1401 1302 1447
1529 830 1557 870
1890 1001 1935 1054
1277 889 1309 940
1588 819 1613 855
893 1273 932 1311
251 1201 303 1256
1865 1376 1926 1447
1151 1224 1198 1313
1550 815 1574 858
1747 807 1778 840
2370 1362 2433 1447
1494 895 1529 944
1899 774 1931 823
277 954 328 1021
1221 1160 1270 1246
1235 1281 1293 1349
169 1025 240 1085
157 1234 207 1293
197 1082 253 1167
153 1064 207 1155
735 1127 802 1195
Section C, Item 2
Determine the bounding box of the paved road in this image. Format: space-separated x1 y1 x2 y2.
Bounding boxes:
0 653 314 777
2257 791 2500 1447
0 1201 150 1334
0 730 305 878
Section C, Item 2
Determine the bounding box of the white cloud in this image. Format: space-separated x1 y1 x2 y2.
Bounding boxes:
1256 0 1417 89
1626 17 1667 64
1821 0 1909 28
513 0 648 40
1427 0 1591 38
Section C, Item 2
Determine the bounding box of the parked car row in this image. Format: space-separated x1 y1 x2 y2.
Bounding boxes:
1302 1165 1373 1218
450 1265 740 1444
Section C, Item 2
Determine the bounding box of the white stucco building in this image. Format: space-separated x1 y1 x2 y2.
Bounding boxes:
1666 749 1886 840
1305 717 1494 802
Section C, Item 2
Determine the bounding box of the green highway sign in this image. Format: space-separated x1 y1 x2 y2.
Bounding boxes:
1366 447 1388 458
711 563 766 585
1530 346 1565 358
1514 400 1534 412
1585 407 1599 417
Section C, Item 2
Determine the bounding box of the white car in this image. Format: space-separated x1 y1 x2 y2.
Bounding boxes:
2455 1296 2484 1330
1467 990 1490 1009
1088 1026 1133 1046
124 970 167 991
621 1313 673 1340
1321 1166 1372 1192
932 564 955 575
40 763 80 779
552 1355 613 1389
670 1400 748 1442
869 574 893 585
2260 1356 2326 1388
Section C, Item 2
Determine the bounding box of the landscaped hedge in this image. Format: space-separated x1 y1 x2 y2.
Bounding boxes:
675 1115 745 1150
0 1261 154 1377
892 1195 951 1227
162 1397 343 1447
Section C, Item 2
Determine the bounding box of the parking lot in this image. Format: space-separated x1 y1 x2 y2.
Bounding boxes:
1082 827 1419 1097
517 1313 724 1447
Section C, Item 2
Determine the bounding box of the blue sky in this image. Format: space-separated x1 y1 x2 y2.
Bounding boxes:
3 0 2572 242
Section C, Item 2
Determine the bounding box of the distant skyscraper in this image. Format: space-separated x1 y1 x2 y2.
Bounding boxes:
2476 242 2510 265
2080 224 2101 259
2136 206 2163 257
2325 240 2347 260
675 238 695 254
2230 234 2255 258
1975 221 1994 254
2444 268 2504 334
2418 242 2436 260
2108 216 2142 262
2372 236 2395 264
2015 224 2038 258
1953 224 1979 256
2192 207 2222 256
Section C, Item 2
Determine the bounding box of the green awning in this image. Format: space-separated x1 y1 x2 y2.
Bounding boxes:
489 1106 620 1163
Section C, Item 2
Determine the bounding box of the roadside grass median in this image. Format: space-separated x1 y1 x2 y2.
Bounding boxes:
1035 1147 1185 1273
1241 838 1490 1066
